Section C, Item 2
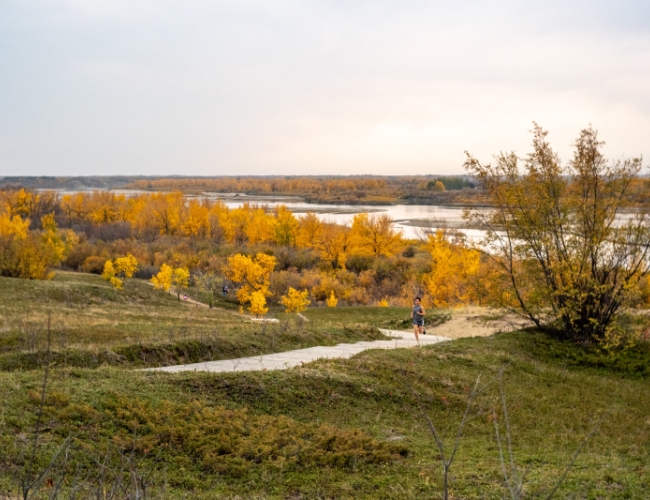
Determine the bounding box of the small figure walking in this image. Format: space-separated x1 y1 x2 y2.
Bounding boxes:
411 296 426 344
222 284 229 297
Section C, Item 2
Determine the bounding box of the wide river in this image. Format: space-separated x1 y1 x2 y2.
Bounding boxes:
192 192 483 241
51 189 488 241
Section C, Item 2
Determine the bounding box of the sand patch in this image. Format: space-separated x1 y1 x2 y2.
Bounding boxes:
427 306 533 339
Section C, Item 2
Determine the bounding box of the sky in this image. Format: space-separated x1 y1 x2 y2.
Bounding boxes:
1 0 649 177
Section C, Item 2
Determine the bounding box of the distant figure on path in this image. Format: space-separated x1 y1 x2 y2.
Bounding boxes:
183 294 188 301
411 296 426 344
222 284 229 296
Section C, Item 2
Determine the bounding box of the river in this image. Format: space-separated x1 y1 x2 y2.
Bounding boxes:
44 189 489 241
191 192 483 241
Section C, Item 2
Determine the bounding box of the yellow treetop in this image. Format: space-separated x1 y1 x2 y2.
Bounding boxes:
172 267 190 290
274 206 298 246
180 200 211 238
423 230 480 307
245 208 276 244
350 213 403 257
296 212 322 249
151 263 173 291
114 253 139 279
280 287 310 313
225 252 276 305
0 210 30 239
248 290 269 317
102 260 122 289
102 253 139 289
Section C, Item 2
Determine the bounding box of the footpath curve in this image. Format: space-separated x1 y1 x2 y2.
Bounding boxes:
146 329 450 374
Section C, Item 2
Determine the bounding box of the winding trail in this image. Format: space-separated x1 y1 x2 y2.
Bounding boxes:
146 329 451 374
147 299 529 374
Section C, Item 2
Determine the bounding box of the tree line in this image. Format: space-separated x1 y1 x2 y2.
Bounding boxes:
2 124 649 347
0 188 490 312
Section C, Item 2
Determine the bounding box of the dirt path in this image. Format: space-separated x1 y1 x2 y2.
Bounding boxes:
165 287 209 308
427 306 532 339
147 307 531 374
147 329 451 373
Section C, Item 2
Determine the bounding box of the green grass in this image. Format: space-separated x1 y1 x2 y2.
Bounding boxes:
1 330 648 498
0 272 427 370
1 272 649 498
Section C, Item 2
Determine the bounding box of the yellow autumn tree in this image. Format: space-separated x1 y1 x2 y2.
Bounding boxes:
0 210 30 239
296 212 322 249
280 287 310 313
135 192 184 236
248 290 268 317
180 200 211 238
423 230 480 307
245 208 276 244
172 266 190 300
102 260 123 289
60 193 88 222
350 213 402 257
225 253 276 311
151 263 173 291
274 206 298 246
316 222 353 269
0 208 67 280
40 213 78 267
1 188 37 218
326 290 338 307
87 191 125 224
103 253 139 289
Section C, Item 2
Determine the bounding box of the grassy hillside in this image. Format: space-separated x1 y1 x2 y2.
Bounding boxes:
0 272 416 371
0 273 648 498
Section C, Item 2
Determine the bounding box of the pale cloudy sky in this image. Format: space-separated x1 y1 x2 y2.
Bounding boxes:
1 0 648 176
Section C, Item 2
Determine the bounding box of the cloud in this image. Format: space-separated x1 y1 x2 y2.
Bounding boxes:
0 1 648 175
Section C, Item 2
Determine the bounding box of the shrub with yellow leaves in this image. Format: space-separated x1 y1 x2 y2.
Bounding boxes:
326 290 338 308
280 287 310 313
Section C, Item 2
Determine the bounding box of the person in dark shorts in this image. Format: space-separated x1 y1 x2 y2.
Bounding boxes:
411 296 426 344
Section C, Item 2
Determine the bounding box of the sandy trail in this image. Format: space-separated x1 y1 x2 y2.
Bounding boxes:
426 306 533 339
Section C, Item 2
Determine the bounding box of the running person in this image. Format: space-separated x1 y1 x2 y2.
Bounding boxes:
411 296 426 344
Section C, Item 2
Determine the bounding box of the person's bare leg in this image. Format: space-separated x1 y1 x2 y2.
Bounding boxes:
413 324 419 344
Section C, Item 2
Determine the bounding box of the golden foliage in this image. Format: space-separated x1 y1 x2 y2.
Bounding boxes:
465 124 650 342
180 200 210 238
0 210 29 239
102 260 121 289
423 230 480 307
151 263 173 291
326 290 338 307
280 287 310 313
274 206 299 246
102 253 139 289
351 213 402 257
296 213 322 249
172 267 190 295
248 290 269 317
225 253 276 307
314 222 352 269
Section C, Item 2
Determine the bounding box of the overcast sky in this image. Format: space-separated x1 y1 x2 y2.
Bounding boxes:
1 0 648 176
